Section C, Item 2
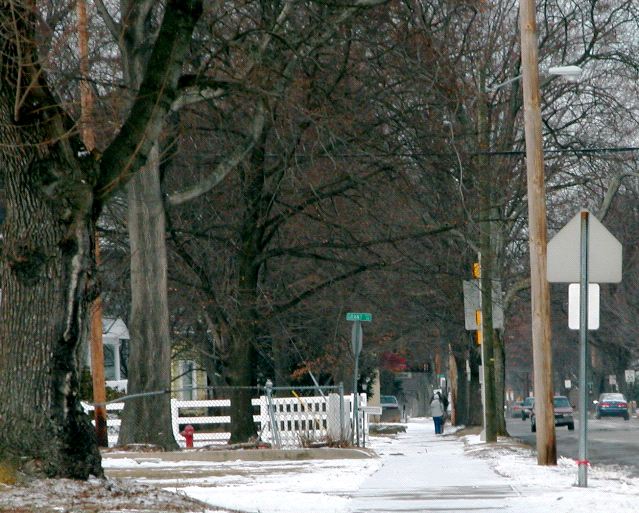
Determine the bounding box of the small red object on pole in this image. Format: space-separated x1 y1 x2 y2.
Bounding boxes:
180 424 195 448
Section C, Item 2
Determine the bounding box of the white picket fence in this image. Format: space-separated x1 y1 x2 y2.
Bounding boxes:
83 393 367 448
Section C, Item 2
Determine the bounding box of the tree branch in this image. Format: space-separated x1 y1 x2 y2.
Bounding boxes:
167 99 267 206
94 0 122 43
596 171 639 221
95 0 203 202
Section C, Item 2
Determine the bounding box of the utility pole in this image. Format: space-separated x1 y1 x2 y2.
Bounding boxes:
77 0 108 448
519 0 557 465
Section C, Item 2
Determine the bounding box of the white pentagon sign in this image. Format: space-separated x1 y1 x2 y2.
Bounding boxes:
547 209 622 283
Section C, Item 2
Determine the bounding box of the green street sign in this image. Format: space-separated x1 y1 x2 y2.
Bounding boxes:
346 312 372 322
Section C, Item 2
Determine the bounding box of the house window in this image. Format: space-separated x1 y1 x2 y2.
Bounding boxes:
119 339 129 379
180 360 196 400
104 344 116 380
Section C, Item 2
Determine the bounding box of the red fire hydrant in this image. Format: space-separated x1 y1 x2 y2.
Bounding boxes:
180 424 195 448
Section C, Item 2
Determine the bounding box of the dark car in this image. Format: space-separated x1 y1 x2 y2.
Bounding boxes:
594 393 629 420
531 395 574 432
521 397 535 420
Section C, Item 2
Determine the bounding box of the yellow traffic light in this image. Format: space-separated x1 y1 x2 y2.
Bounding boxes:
475 309 482 326
472 262 481 279
475 330 482 345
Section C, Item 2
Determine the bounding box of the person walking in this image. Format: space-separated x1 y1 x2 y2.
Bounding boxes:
430 393 444 434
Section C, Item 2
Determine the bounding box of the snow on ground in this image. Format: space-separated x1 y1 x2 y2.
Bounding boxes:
465 432 639 512
100 418 639 512
111 453 382 513
2 419 638 512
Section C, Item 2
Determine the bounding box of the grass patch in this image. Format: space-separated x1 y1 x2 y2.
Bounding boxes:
0 461 18 485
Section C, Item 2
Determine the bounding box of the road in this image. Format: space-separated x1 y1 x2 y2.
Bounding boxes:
507 414 639 476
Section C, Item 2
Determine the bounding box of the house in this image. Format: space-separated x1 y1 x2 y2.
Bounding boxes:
87 317 130 392
88 317 207 399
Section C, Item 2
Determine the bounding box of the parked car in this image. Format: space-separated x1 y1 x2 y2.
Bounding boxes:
521 396 535 420
531 395 574 432
380 395 401 422
380 395 399 409
594 393 629 420
510 401 524 418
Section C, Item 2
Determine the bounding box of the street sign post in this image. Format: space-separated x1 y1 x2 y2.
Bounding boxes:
346 312 371 447
568 283 599 330
547 209 622 488
351 321 362 357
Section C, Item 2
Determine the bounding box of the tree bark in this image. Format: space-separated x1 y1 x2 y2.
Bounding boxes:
468 343 484 427
0 1 102 478
478 86 497 442
118 145 177 448
494 329 507 435
227 200 263 442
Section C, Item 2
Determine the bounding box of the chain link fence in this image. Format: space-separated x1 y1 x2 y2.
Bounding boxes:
83 382 369 449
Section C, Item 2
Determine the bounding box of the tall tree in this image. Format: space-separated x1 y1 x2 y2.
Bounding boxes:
0 0 202 478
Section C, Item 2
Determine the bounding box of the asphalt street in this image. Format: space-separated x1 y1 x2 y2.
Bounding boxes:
507 414 639 476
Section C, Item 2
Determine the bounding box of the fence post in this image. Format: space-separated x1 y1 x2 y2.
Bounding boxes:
338 382 345 444
265 380 282 449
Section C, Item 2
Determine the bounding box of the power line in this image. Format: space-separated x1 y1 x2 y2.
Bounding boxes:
191 146 639 162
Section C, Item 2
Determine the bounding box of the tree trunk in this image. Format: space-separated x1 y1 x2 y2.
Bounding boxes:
227 262 259 443
468 343 484 427
228 330 258 443
494 329 507 435
115 4 178 449
0 100 102 478
226 138 268 443
0 0 201 477
448 346 459 425
118 145 177 449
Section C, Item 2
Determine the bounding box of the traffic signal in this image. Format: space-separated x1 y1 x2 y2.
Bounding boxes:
472 262 481 279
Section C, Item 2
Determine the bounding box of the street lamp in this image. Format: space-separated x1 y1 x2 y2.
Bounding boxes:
547 65 582 81
486 65 582 92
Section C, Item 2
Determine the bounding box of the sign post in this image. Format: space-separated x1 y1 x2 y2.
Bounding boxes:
577 212 590 487
346 313 371 447
548 209 622 487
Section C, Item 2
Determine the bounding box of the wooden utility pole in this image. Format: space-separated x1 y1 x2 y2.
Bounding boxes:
77 0 108 447
519 0 557 465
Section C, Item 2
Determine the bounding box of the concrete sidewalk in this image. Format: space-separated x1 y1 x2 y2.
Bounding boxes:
348 420 522 512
